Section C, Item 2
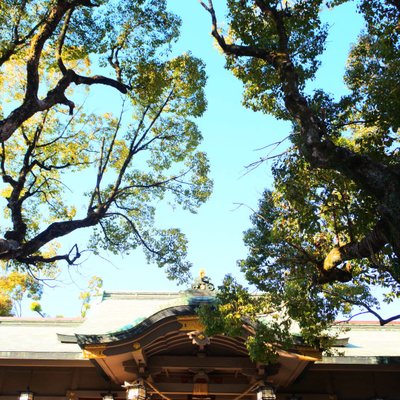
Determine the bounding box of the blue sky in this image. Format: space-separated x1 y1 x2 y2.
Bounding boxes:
25 1 366 317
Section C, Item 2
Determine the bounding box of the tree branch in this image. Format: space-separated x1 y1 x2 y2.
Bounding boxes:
107 212 161 257
201 0 400 195
199 0 274 62
325 289 400 326
15 214 99 258
0 2 47 66
201 0 400 268
322 219 389 273
16 244 82 266
56 8 74 75
0 0 130 142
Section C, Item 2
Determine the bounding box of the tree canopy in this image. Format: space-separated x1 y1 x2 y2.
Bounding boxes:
0 269 42 316
198 0 400 357
0 0 212 291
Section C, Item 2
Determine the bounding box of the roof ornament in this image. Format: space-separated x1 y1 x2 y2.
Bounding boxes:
188 330 210 350
191 269 215 292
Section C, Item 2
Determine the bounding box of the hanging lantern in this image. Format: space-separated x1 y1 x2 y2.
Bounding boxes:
122 379 147 400
102 392 116 400
257 384 276 400
19 391 34 400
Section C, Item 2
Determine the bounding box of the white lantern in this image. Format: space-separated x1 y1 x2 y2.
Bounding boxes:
19 391 34 400
257 384 276 400
102 393 115 400
122 379 147 400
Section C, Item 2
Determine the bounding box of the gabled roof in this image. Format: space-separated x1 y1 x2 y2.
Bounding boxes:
2 291 400 360
1 285 400 397
73 291 195 335
1 288 400 400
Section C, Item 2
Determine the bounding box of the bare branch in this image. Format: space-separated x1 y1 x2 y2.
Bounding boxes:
326 289 400 326
38 101 89 148
107 212 161 256
243 150 289 175
131 89 175 155
56 8 74 75
95 90 176 215
117 168 192 196
17 244 83 266
88 102 126 213
199 0 274 62
108 46 123 83
89 136 106 211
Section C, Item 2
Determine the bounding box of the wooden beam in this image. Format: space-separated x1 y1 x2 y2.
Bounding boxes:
147 383 254 395
148 355 256 370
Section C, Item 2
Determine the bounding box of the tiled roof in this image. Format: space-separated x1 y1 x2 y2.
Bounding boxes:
1 291 399 361
330 321 400 357
0 317 83 358
73 291 188 335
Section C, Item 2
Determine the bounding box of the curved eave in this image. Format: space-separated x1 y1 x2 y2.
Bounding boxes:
76 304 198 346
72 301 315 390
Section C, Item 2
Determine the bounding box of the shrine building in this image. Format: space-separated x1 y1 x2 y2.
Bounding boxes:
0 276 399 400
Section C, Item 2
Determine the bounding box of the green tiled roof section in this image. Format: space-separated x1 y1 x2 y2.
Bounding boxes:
74 290 215 336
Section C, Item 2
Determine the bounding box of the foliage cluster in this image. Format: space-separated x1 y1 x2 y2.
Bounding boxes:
0 0 213 304
198 0 400 358
0 269 42 316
